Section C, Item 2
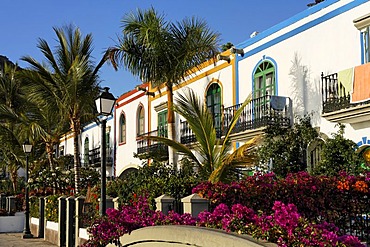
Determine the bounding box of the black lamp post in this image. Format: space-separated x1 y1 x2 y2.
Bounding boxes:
22 139 33 238
95 87 116 216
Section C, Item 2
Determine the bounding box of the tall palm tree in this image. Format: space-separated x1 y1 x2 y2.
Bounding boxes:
0 63 29 192
145 89 260 183
21 25 106 194
108 8 220 167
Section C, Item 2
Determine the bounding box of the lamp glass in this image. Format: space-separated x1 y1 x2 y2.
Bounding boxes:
22 142 32 154
95 87 116 116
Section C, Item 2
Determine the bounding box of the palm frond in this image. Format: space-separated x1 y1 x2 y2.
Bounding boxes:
143 135 201 167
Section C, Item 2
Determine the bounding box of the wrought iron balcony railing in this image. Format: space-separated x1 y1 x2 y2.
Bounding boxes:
86 147 113 167
137 126 169 158
180 118 222 145
321 72 351 113
223 94 292 135
179 94 292 145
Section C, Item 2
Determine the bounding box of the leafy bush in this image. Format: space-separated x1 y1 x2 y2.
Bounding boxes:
314 124 364 176
45 194 60 222
82 195 364 247
30 196 39 218
257 116 318 177
106 160 201 209
29 155 100 196
193 171 370 238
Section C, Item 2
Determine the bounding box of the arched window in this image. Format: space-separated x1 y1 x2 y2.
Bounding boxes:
137 105 145 136
253 61 275 99
206 83 221 137
253 60 276 120
84 137 89 166
119 113 126 143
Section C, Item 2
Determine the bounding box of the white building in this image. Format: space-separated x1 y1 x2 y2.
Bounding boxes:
60 0 370 177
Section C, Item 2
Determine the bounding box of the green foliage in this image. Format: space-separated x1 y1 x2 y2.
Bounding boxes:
45 194 59 222
106 159 201 208
0 176 25 195
257 116 318 177
29 155 100 196
313 124 364 176
145 89 256 182
30 196 39 218
221 42 234 51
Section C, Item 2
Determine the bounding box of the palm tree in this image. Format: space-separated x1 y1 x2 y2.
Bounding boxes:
21 25 106 193
0 63 29 192
107 8 220 167
145 89 260 183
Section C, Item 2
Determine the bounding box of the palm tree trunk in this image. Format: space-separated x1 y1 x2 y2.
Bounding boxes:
46 143 55 172
46 142 58 194
10 167 17 193
166 85 177 169
72 120 81 194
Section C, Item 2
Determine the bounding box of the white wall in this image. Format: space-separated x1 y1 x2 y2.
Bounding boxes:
115 86 148 177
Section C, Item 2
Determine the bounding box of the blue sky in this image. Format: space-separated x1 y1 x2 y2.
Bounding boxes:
1 0 311 97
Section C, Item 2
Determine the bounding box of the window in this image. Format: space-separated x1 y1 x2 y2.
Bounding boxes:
253 61 276 119
84 137 89 165
206 83 222 136
254 61 275 99
362 27 370 63
354 13 370 64
158 110 168 137
119 114 126 143
137 105 145 136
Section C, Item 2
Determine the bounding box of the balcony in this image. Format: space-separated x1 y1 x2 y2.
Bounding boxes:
180 118 222 145
136 126 169 160
223 95 292 141
321 64 370 124
180 94 292 144
87 147 113 167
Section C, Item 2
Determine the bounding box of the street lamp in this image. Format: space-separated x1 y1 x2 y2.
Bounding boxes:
95 87 116 216
22 139 33 239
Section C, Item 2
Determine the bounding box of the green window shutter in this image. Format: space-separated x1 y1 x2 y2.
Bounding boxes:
120 114 126 143
206 84 222 135
137 106 145 136
253 61 275 99
158 110 168 137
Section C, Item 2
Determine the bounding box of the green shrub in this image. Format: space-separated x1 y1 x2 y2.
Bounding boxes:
107 159 201 209
45 194 59 222
30 196 39 218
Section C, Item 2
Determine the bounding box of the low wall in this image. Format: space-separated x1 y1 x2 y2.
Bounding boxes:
107 225 276 247
30 217 39 236
78 228 89 246
0 212 25 233
44 220 58 245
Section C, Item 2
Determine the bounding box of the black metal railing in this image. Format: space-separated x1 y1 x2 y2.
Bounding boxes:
88 147 113 167
334 193 370 244
223 94 292 135
321 72 351 113
179 95 291 144
180 118 222 145
137 126 169 157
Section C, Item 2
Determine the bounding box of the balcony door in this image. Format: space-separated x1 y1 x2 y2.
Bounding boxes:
206 83 222 137
253 61 276 121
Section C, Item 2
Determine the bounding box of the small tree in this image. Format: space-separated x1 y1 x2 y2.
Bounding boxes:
313 124 363 176
257 116 318 177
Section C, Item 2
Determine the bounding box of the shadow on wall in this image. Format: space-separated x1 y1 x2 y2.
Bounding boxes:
289 52 321 124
